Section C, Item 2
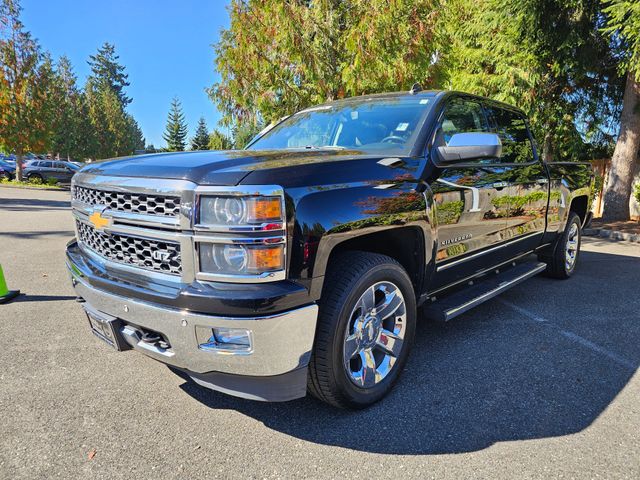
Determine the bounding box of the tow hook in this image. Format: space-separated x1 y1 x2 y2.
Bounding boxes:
140 330 170 350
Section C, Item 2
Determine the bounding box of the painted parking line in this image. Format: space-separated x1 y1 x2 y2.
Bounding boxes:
497 298 636 371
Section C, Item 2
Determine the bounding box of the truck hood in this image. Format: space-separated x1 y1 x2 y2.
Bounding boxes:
79 149 378 186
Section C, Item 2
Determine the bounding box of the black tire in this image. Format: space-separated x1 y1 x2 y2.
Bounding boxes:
0 172 10 181
540 212 582 279
308 251 416 409
28 173 43 182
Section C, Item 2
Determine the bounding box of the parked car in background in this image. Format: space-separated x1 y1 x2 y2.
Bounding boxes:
0 160 16 180
23 160 79 183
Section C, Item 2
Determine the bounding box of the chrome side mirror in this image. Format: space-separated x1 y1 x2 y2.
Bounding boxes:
437 132 502 163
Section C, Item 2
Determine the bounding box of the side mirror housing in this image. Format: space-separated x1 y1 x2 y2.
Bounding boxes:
436 132 502 163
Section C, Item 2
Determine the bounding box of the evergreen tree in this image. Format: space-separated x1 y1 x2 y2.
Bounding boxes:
50 55 86 160
209 0 441 127
440 0 621 162
232 121 261 149
601 0 640 221
87 42 131 106
190 117 210 150
208 129 234 150
163 97 188 151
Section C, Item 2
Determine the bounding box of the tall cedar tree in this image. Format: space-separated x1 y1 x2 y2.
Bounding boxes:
163 97 188 151
190 117 210 150
440 0 622 162
209 0 441 128
0 0 53 180
601 0 640 221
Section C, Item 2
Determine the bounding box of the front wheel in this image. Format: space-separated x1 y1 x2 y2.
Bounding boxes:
308 251 416 409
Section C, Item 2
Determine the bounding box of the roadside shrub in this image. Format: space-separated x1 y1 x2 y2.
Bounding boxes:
634 182 640 206
46 177 59 186
28 176 43 185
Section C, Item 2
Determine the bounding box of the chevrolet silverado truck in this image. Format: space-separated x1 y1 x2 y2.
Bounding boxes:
66 90 593 409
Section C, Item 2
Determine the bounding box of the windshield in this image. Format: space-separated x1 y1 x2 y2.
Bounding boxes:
248 95 434 154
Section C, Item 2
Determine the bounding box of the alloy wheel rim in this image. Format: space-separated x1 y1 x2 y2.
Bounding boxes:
565 222 579 271
343 281 406 388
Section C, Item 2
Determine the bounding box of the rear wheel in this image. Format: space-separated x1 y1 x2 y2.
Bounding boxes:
27 173 43 182
308 251 416 409
541 212 582 279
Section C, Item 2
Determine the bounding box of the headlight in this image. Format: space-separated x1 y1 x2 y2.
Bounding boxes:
199 195 283 227
198 243 284 276
195 187 286 282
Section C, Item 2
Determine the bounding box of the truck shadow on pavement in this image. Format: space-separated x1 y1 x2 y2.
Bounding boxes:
0 197 70 211
177 249 640 455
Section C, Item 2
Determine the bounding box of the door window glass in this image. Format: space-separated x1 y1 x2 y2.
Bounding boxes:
485 107 534 164
440 98 490 144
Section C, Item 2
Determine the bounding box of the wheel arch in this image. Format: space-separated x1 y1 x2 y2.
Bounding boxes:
310 226 429 300
569 195 589 227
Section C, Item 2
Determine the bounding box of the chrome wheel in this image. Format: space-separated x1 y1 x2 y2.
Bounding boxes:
343 281 406 388
565 222 579 271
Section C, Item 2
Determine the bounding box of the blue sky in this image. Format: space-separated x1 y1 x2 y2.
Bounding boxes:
22 0 231 147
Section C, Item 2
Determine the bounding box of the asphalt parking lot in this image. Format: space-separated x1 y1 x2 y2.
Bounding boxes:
1 186 639 479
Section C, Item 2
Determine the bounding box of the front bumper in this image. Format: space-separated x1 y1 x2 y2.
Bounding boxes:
67 250 319 401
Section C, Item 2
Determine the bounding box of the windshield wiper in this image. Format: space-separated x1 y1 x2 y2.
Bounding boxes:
303 145 345 150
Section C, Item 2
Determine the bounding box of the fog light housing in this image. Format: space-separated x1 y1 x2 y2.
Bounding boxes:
196 326 253 353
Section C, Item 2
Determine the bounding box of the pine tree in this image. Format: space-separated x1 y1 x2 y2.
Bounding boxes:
87 42 131 106
190 117 210 150
163 97 188 151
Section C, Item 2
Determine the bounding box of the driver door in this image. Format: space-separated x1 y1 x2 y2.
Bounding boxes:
430 97 513 290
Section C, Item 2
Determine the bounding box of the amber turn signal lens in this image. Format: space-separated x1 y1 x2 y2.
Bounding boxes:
247 197 282 222
247 245 284 271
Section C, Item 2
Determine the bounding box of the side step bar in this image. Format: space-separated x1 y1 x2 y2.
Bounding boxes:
423 261 547 322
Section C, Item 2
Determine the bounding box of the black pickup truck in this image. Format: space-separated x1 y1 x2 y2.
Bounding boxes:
66 90 593 408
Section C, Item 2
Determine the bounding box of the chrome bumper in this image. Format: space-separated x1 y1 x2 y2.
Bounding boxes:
68 264 319 378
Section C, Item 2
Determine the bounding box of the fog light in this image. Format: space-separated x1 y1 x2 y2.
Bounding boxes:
196 326 252 353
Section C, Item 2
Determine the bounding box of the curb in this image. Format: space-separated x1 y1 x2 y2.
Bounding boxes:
583 228 640 243
0 184 69 192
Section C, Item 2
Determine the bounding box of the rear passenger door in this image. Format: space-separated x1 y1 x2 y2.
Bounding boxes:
430 97 514 290
484 105 548 253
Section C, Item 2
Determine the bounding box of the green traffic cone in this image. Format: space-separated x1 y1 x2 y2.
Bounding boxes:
0 264 20 304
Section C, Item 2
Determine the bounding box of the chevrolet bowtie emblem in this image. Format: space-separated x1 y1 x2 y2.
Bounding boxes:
89 208 111 230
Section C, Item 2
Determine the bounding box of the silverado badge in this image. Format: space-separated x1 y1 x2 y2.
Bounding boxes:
441 234 472 246
89 207 111 230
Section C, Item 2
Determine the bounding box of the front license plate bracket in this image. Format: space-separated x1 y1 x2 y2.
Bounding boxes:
84 307 130 351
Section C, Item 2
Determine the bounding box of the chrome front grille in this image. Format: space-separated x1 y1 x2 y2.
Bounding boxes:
76 220 182 275
73 185 180 218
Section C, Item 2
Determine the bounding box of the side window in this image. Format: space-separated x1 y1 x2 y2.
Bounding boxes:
486 106 534 164
41 161 53 168
440 98 490 144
